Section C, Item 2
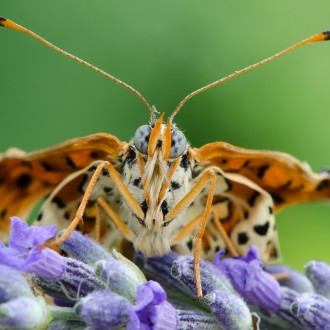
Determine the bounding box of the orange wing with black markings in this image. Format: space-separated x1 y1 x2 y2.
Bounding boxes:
0 133 128 235
194 142 330 211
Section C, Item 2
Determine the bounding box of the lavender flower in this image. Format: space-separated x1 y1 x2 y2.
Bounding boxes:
214 245 282 312
204 290 253 330
2 216 330 330
58 229 112 265
0 265 50 329
304 260 330 298
0 216 64 279
75 290 135 329
292 293 330 329
0 264 34 302
0 296 49 330
75 281 177 329
172 255 254 329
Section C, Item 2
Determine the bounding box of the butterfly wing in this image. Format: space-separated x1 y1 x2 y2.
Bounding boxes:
0 133 128 238
181 162 278 263
194 142 330 211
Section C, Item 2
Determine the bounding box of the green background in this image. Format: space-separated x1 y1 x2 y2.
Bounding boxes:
1 1 330 270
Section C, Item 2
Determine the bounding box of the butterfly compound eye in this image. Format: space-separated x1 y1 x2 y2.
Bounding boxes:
134 125 152 154
169 130 187 158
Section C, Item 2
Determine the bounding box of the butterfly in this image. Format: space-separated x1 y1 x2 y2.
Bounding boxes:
0 17 329 298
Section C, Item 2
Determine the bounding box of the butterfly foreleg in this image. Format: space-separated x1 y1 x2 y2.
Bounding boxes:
48 160 145 247
165 168 217 299
48 161 112 246
96 196 136 242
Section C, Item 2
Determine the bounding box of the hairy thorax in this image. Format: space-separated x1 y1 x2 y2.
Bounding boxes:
119 147 193 256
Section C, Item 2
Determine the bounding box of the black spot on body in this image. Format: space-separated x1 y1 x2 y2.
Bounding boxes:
16 173 32 188
257 164 270 178
125 147 136 165
140 200 148 216
0 209 6 218
268 206 273 214
102 168 110 176
187 239 193 250
215 246 220 252
254 221 270 236
133 178 141 187
52 196 66 209
247 191 260 207
243 210 249 219
64 211 71 220
103 187 113 194
271 193 285 205
238 232 249 245
221 159 227 164
171 181 181 190
65 157 78 169
180 153 189 171
161 200 169 216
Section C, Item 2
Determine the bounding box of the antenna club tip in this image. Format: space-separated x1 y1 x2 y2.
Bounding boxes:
0 17 7 27
322 31 330 40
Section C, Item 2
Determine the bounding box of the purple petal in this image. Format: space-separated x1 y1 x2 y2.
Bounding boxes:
0 247 26 270
132 281 177 329
215 245 282 312
9 216 56 251
135 281 166 312
24 247 65 280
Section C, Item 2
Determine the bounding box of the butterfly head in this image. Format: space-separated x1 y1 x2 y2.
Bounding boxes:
133 113 187 162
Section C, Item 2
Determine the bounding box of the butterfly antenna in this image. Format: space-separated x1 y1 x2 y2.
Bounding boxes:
170 31 330 122
0 17 156 121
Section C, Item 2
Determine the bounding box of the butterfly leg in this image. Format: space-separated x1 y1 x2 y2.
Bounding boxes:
50 161 143 246
166 169 217 299
210 209 239 257
96 196 136 242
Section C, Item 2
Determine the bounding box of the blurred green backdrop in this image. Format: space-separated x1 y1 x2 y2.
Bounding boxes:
1 1 330 270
